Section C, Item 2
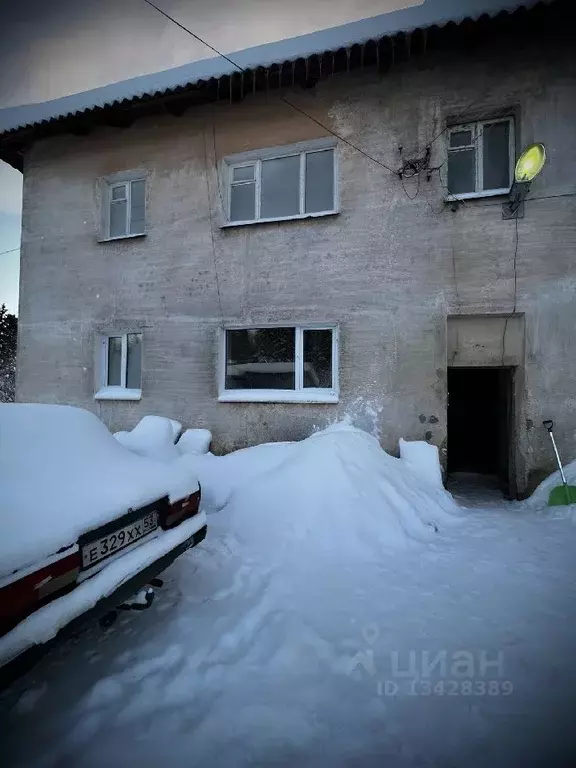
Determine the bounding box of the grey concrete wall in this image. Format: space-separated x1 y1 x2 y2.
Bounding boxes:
16 34 576 494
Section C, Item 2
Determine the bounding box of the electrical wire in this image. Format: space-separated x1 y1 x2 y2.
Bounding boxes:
400 171 421 201
141 0 399 177
0 247 20 256
279 96 398 174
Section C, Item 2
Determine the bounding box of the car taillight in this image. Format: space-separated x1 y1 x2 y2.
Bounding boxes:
160 488 201 530
0 550 81 637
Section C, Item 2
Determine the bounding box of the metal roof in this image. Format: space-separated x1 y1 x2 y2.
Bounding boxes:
0 0 546 140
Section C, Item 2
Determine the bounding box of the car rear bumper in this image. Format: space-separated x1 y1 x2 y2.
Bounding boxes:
0 516 207 689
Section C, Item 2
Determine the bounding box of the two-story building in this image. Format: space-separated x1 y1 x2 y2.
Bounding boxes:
0 0 574 497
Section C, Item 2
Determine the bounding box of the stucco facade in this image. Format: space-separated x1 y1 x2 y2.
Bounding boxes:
15 30 576 495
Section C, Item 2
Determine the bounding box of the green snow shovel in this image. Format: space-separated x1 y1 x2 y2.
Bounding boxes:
543 420 576 506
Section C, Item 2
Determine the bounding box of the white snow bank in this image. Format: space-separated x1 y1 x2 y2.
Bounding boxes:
399 438 443 489
114 415 182 463
523 458 576 509
0 513 206 667
0 405 198 579
208 423 459 559
191 441 296 511
177 429 212 456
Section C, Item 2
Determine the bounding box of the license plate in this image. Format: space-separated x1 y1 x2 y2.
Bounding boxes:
81 512 159 569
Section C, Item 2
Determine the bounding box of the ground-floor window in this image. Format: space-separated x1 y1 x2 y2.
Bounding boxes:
219 325 339 403
95 332 143 401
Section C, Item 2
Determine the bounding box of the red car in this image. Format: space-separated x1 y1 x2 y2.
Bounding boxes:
0 404 206 683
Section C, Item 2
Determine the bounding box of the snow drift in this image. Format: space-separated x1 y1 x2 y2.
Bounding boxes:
201 423 459 559
114 415 182 463
523 458 576 509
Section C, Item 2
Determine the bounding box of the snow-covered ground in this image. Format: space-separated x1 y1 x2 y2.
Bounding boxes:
2 425 576 767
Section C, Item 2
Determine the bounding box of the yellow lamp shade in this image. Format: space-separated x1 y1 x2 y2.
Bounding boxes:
515 143 546 183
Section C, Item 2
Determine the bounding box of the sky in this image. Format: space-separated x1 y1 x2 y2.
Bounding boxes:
0 0 419 314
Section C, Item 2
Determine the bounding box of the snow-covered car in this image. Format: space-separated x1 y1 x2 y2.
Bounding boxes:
0 404 206 677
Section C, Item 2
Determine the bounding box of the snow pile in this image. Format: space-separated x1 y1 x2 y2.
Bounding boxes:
212 423 459 560
399 437 443 488
114 415 182 463
0 405 198 578
177 429 212 456
523 458 576 509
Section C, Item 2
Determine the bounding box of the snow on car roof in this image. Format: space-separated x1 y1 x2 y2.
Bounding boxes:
0 404 198 579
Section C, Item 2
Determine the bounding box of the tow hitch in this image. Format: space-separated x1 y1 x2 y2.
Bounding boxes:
99 581 162 628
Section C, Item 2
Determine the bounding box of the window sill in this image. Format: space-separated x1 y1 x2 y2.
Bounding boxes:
220 210 339 229
98 232 147 243
94 387 142 401
445 188 510 202
218 390 339 404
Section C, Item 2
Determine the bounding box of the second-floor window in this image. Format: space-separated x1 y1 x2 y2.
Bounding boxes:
226 140 337 224
447 117 514 198
102 175 146 239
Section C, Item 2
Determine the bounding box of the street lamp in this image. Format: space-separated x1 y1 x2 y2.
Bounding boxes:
504 143 546 217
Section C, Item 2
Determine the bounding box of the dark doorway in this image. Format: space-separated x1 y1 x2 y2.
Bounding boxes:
447 367 514 495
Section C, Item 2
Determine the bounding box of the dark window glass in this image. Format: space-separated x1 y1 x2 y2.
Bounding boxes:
126 333 142 389
447 149 475 194
225 328 295 390
260 155 300 219
233 166 255 182
483 121 510 191
130 179 146 235
303 330 333 388
450 130 473 148
305 150 334 213
230 182 256 221
107 337 122 386
109 200 128 237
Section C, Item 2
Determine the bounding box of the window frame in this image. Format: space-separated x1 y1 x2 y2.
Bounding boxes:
99 171 147 242
218 324 340 403
94 332 143 401
222 139 339 226
446 117 515 201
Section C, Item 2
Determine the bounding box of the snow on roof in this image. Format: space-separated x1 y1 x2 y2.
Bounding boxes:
0 0 540 137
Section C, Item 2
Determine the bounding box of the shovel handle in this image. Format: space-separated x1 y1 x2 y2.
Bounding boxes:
543 420 554 432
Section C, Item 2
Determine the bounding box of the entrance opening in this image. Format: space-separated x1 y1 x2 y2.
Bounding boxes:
447 367 514 496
